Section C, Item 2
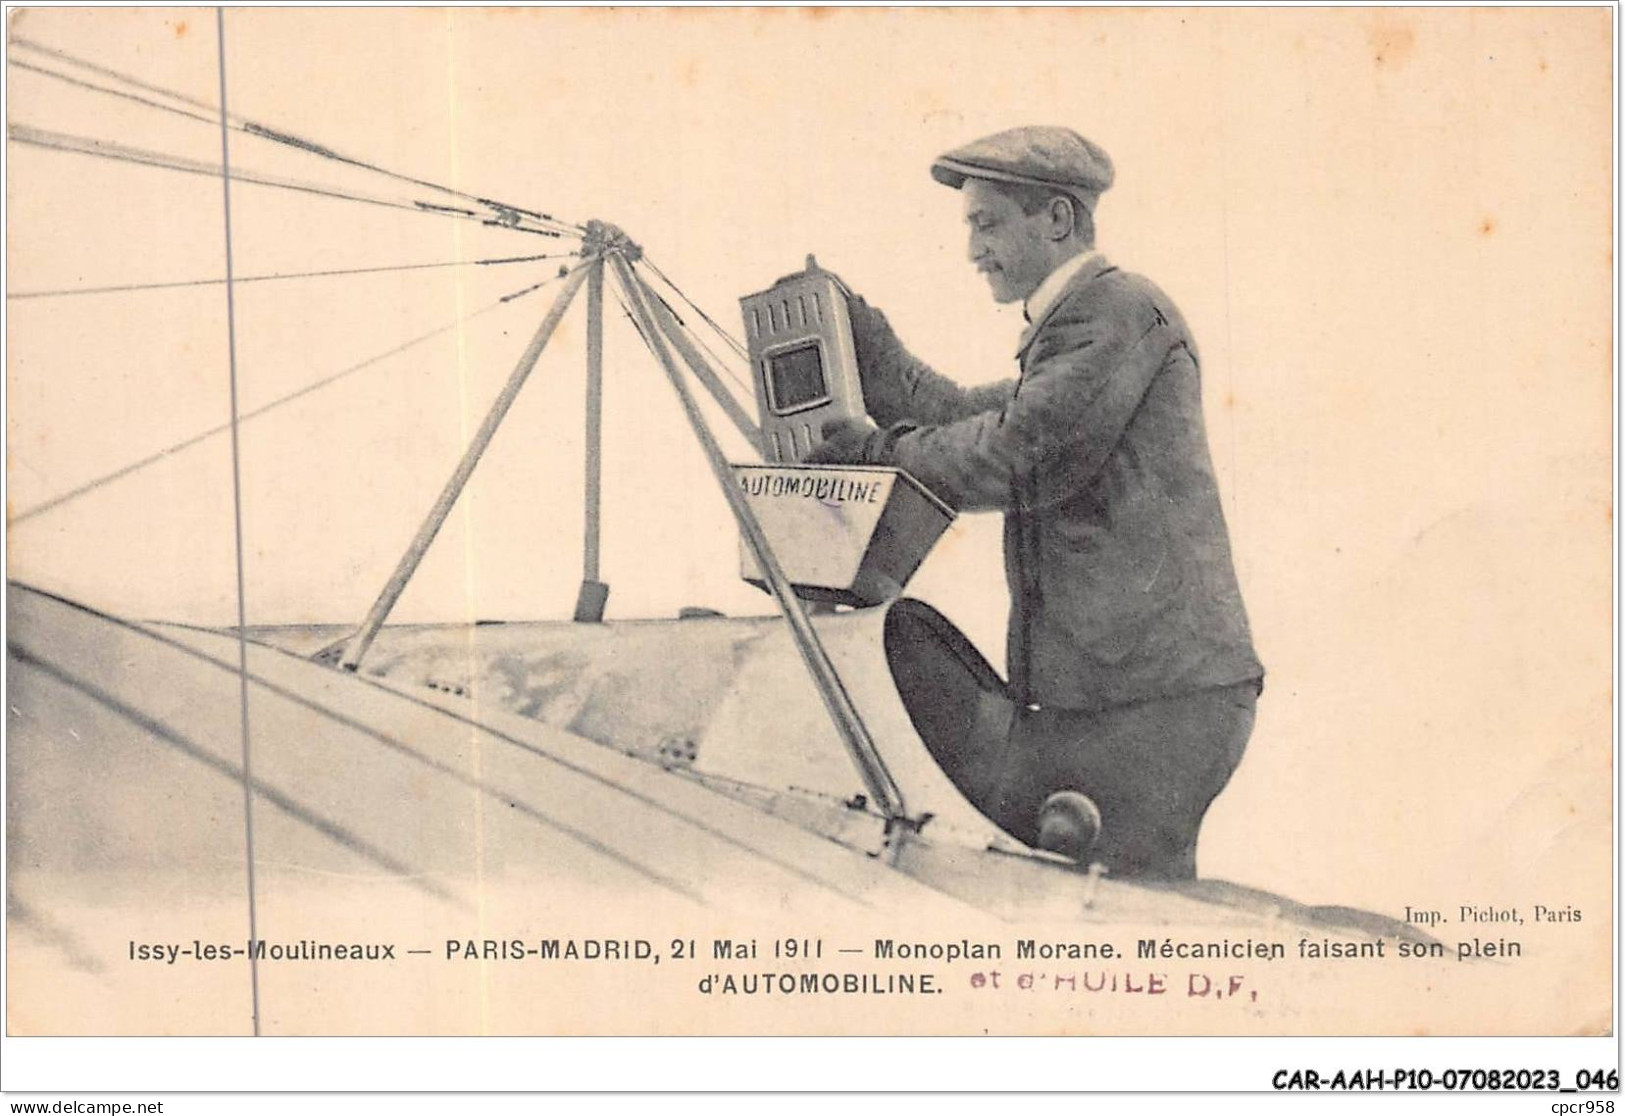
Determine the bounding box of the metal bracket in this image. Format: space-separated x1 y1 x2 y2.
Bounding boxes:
880 810 932 861
573 579 609 623
581 219 641 261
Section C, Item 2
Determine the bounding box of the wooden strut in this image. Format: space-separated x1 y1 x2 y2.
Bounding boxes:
573 260 609 622
336 261 593 671
324 228 913 845
644 291 763 454
608 250 913 836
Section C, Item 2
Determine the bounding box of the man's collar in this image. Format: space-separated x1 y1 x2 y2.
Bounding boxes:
1016 251 1112 358
1024 248 1100 326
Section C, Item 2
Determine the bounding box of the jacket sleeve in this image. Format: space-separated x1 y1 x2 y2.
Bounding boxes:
860 331 1015 427
889 290 1173 512
896 355 1017 427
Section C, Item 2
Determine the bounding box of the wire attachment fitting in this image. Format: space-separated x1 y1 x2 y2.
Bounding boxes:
581 219 641 262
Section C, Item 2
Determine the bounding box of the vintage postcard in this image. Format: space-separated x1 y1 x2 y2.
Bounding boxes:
3 4 1615 1059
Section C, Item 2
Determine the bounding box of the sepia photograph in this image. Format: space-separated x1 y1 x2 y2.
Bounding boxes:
2 3 1615 1086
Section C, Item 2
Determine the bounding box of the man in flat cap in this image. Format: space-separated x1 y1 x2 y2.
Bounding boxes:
809 126 1264 879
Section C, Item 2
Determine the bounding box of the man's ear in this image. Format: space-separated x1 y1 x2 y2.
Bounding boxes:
1046 195 1077 241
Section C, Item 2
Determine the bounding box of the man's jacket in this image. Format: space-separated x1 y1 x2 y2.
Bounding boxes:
863 256 1264 710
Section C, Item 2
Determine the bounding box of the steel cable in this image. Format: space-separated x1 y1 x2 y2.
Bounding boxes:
9 267 576 526
9 251 576 301
9 122 572 238
10 35 583 237
641 256 751 360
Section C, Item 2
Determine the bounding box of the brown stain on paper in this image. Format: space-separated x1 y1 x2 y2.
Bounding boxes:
1367 22 1416 68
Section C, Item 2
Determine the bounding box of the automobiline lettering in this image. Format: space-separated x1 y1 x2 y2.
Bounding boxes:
738 473 883 503
698 971 940 995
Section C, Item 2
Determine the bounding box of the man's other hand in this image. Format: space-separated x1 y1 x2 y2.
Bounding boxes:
842 293 914 424
846 294 902 363
847 294 903 372
804 417 884 465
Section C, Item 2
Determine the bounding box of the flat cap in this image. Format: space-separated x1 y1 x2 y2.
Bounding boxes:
930 126 1114 198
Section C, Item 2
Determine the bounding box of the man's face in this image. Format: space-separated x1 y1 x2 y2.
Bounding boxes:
962 179 1056 304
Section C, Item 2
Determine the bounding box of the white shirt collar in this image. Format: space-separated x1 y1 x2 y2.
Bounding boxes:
1024 249 1100 325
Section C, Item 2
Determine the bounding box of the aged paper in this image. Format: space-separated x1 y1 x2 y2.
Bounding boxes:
3 4 1614 1057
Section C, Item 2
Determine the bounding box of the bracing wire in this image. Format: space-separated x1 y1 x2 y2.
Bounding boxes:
9 32 595 520
12 35 231 113
9 251 576 301
499 275 567 304
641 256 751 360
609 286 651 346
641 280 754 396
8 122 570 239
609 280 760 453
633 260 755 400
10 35 583 236
10 55 222 128
9 267 576 527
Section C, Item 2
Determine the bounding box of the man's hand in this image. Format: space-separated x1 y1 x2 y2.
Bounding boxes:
845 297 910 414
818 269 917 422
804 417 885 465
840 291 915 425
846 294 903 367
